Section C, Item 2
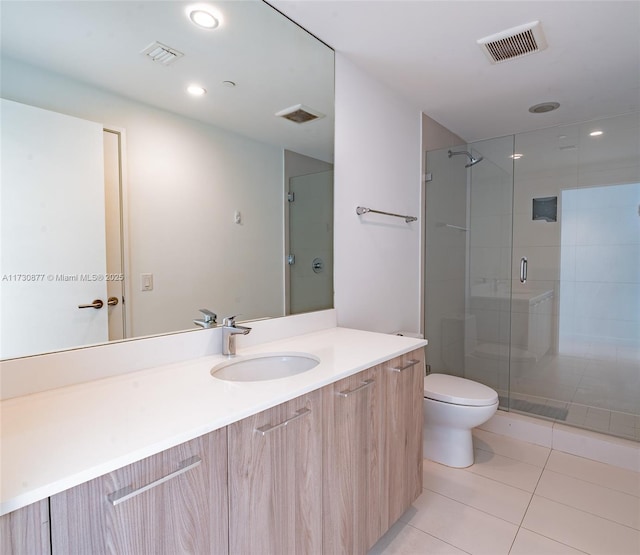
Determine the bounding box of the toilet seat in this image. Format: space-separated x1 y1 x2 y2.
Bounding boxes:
424 374 498 407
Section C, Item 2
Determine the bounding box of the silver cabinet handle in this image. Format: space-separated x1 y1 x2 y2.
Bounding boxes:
337 379 374 398
255 407 311 436
390 359 420 372
107 455 201 506
520 257 528 283
78 299 104 309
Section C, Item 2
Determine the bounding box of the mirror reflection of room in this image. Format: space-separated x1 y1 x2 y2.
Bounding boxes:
0 1 334 359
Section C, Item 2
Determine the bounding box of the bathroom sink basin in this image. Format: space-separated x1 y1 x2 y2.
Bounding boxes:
211 352 320 382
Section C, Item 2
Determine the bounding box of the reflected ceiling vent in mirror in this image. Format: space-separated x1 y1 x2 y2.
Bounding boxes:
276 104 325 124
140 41 184 66
477 21 547 64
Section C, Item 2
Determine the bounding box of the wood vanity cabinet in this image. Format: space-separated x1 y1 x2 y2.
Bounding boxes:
322 365 383 554
2 348 424 554
322 349 424 554
227 389 323 555
49 429 228 555
383 349 424 526
0 499 51 555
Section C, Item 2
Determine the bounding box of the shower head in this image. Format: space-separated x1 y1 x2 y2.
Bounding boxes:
448 149 483 168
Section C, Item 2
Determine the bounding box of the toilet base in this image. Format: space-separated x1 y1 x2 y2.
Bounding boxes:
423 425 475 468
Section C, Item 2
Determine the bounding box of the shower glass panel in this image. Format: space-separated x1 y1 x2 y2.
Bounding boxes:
424 136 514 410
511 113 640 440
425 112 639 441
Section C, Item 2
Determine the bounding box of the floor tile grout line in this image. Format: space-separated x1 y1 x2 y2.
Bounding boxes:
516 524 592 555
421 485 528 528
540 466 640 500
401 520 474 555
472 443 550 470
425 462 540 495
506 446 553 554
532 491 640 533
543 451 640 496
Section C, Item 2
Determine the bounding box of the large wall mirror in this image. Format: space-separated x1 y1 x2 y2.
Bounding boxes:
0 1 334 360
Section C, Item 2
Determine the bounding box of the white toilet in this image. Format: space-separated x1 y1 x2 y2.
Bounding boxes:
423 373 498 468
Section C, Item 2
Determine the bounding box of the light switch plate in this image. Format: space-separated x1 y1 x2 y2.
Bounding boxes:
140 273 153 291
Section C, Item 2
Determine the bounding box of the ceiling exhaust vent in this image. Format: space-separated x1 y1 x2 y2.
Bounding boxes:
477 21 547 64
275 104 325 124
140 41 184 66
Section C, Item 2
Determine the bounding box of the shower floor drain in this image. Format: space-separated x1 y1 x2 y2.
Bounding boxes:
499 396 568 421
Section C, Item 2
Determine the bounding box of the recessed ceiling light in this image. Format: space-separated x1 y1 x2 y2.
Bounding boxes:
528 102 560 114
187 5 222 29
511 153 523 160
187 84 207 96
589 130 603 137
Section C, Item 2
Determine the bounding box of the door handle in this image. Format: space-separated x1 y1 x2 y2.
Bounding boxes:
107 297 119 306
78 299 104 309
520 257 528 283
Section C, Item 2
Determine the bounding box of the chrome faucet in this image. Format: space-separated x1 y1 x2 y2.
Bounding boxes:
194 308 217 329
222 315 251 356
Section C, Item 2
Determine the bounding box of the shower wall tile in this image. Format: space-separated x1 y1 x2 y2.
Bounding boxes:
577 161 640 190
470 247 512 281
512 216 561 248
426 246 466 281
573 282 639 322
575 245 640 283
573 206 640 246
470 214 510 247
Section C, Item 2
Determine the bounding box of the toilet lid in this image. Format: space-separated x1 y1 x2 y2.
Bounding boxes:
424 374 498 407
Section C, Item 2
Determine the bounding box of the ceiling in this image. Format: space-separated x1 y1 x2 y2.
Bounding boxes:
0 1 334 162
271 0 640 143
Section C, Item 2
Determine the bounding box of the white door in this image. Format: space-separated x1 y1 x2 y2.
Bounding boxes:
0 99 108 358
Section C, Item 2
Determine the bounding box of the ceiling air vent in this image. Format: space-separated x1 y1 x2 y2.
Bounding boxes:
140 41 184 66
477 21 547 64
276 104 325 124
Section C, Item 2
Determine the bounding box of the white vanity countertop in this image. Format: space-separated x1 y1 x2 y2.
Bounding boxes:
0 326 426 516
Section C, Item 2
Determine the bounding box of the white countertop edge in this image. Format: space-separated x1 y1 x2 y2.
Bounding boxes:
1 327 427 516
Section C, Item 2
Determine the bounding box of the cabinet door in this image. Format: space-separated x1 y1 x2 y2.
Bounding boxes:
383 349 425 526
50 429 228 555
228 389 322 555
0 499 51 555
323 366 382 555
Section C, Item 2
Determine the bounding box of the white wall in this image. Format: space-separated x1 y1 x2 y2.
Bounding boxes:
2 59 285 338
333 54 422 333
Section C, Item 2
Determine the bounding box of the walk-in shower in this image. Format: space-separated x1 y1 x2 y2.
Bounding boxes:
447 149 483 167
425 112 640 442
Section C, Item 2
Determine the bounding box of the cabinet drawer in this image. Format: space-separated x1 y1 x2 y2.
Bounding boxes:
50 429 228 555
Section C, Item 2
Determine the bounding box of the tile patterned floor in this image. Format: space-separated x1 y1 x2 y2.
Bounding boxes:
368 429 640 555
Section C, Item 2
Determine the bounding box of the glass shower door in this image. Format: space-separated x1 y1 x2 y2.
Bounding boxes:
510 113 640 440
424 136 514 409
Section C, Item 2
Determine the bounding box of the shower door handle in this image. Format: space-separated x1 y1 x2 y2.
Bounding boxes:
520 257 528 283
